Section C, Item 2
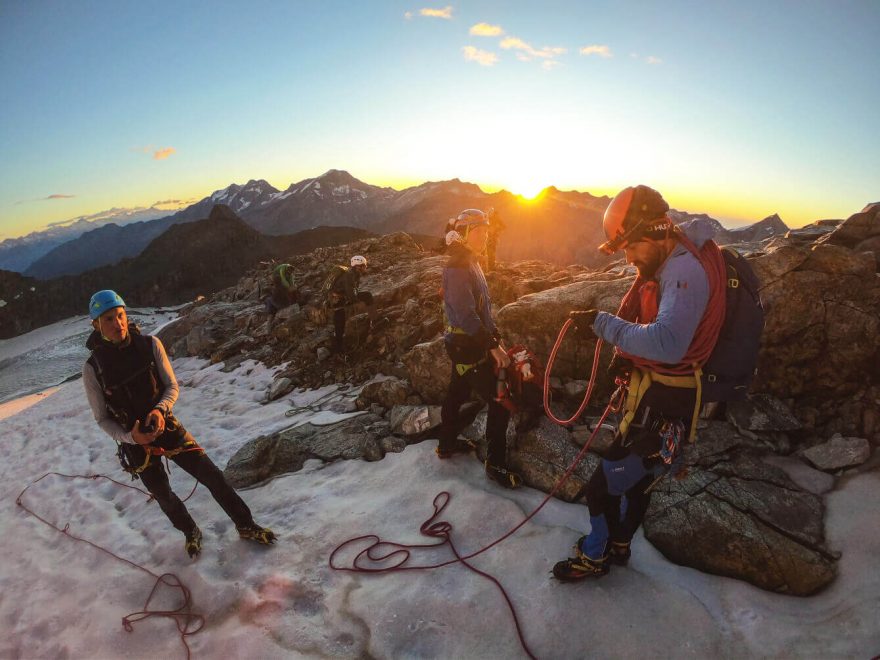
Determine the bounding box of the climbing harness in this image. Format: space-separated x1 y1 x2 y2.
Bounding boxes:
16 472 203 659
118 437 205 478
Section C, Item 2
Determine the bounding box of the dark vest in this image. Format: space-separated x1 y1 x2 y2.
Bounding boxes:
86 326 161 431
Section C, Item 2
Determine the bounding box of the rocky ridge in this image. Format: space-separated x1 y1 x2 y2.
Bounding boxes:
155 203 880 595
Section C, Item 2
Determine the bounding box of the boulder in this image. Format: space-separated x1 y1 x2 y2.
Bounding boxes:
801 435 872 472
357 376 411 409
388 405 443 436
223 412 379 487
726 394 802 432
643 423 837 595
402 337 450 404
267 377 294 401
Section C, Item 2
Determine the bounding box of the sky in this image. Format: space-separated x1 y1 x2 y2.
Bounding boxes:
1 1 878 239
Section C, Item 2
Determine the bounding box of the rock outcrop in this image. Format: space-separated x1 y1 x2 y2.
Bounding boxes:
173 203 879 596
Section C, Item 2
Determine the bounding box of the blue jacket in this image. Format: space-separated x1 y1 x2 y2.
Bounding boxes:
443 244 498 349
593 222 713 363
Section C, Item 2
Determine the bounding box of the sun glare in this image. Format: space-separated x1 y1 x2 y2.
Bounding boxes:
510 183 546 200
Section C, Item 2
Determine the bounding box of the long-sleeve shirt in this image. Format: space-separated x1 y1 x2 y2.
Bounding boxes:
443 244 498 347
82 335 179 444
592 223 713 364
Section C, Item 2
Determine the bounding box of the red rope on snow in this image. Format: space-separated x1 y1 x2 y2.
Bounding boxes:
330 333 624 659
16 472 203 660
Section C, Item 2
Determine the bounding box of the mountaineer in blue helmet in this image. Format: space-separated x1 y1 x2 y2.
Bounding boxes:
82 290 277 558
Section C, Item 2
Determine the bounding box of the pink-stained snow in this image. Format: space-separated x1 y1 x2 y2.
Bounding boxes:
0 330 878 657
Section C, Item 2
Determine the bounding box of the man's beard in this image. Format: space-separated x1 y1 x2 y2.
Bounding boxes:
635 256 662 278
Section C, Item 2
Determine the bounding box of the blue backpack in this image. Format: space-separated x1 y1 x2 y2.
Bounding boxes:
701 247 765 402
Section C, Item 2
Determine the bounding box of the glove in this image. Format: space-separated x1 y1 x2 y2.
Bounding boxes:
568 309 598 340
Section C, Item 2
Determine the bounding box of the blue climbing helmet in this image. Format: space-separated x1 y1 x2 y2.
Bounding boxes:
89 289 126 320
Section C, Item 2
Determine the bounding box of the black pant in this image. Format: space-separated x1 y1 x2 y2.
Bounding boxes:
129 430 253 535
332 291 374 350
583 382 694 547
439 358 510 467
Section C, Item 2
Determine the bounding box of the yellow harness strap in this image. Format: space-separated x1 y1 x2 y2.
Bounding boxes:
618 366 703 443
127 438 204 475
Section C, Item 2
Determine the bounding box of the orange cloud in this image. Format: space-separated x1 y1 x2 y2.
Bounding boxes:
420 6 453 19
580 44 612 58
47 194 75 200
500 36 565 60
462 46 498 66
470 22 503 36
153 147 176 160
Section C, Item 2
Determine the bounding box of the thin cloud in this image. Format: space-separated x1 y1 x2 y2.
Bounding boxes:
153 147 176 160
470 22 503 36
542 60 562 70
580 44 612 58
462 46 498 66
15 194 75 205
645 55 663 65
500 36 565 60
404 11 414 19
420 6 453 19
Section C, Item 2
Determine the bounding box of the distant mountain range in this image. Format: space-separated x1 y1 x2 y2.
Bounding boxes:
0 205 175 273
9 170 798 280
0 206 372 338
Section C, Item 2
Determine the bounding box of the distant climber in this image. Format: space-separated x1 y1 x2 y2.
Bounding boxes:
485 207 506 272
437 209 522 488
323 255 374 354
264 262 299 318
553 185 734 582
82 289 277 558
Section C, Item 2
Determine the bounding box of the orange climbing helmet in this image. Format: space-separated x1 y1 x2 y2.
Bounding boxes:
598 185 674 255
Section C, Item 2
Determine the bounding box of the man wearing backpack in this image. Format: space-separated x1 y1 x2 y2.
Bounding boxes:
264 262 299 319
325 255 373 354
553 185 743 582
83 290 277 558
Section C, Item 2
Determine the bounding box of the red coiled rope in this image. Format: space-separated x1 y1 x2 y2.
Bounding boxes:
16 472 203 660
330 323 623 659
542 319 604 426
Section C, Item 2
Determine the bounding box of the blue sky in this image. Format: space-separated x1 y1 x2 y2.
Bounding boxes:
1 0 878 238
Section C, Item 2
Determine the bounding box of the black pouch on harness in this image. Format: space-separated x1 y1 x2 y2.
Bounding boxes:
444 334 485 367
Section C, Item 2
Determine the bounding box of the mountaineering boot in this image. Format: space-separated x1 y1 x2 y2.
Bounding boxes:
609 540 631 566
185 526 202 558
237 524 277 545
552 539 610 582
436 436 476 459
484 462 522 489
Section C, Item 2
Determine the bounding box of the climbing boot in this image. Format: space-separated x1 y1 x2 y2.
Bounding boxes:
609 540 631 566
485 462 522 489
237 524 277 545
552 545 609 582
185 526 202 558
435 436 476 459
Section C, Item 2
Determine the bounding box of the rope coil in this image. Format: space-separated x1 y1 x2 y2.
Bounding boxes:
16 472 203 660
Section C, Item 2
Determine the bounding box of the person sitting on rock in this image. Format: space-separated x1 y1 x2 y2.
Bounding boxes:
325 255 374 354
553 185 726 582
82 289 277 558
264 262 299 318
437 209 522 488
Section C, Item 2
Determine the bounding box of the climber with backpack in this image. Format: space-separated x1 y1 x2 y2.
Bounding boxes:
264 262 299 319
553 185 764 582
436 209 523 488
322 255 374 354
82 290 277 558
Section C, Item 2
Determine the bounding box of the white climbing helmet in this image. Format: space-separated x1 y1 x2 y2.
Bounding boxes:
350 255 367 268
